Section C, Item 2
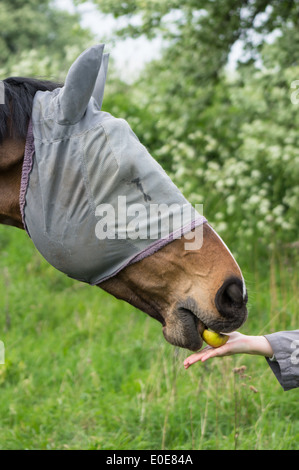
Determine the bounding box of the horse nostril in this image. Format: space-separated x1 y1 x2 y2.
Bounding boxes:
215 278 247 319
226 283 244 305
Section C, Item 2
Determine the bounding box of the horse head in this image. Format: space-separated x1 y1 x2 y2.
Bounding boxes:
0 45 248 352
100 223 248 351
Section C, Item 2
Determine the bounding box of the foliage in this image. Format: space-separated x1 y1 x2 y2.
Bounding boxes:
0 0 93 79
135 54 299 257
78 0 299 258
78 0 299 83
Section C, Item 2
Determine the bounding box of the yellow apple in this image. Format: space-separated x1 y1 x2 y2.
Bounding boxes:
202 329 229 348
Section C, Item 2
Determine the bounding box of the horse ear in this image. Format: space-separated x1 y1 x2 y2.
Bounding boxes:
57 44 105 124
92 53 109 110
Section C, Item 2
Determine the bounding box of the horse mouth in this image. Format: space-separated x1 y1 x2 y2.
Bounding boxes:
162 296 247 351
162 305 207 351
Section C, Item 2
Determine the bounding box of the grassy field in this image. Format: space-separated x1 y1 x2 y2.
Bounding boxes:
0 226 298 450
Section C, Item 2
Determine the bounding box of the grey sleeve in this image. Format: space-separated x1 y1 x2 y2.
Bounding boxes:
264 330 299 391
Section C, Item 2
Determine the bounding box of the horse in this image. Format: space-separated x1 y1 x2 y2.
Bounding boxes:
0 45 248 352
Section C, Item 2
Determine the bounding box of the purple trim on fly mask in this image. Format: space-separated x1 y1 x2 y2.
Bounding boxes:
19 120 35 235
127 216 207 265
95 216 207 285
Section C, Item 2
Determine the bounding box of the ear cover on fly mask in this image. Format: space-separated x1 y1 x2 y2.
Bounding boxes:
92 52 109 110
57 44 105 124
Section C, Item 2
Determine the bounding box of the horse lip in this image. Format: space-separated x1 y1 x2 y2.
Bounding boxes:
188 311 206 345
162 298 212 351
177 298 207 332
195 310 206 336
171 304 207 351
196 317 206 338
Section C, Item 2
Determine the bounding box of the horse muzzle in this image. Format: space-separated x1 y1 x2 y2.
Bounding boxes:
162 277 248 351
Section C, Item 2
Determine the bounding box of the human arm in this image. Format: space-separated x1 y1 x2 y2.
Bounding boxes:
263 330 299 391
184 330 299 391
183 332 273 368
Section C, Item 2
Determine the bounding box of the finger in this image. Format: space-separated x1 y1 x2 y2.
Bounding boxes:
200 343 234 362
184 346 212 368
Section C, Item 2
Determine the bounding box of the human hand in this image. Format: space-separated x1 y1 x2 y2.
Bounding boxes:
184 332 273 369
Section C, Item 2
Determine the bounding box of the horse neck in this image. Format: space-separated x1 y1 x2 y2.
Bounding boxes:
0 138 25 229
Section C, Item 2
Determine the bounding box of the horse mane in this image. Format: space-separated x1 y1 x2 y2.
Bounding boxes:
0 77 62 143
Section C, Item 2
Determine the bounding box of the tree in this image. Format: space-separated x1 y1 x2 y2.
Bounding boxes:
0 0 93 79
77 0 299 255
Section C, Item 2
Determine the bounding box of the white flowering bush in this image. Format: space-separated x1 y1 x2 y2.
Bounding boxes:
127 52 299 257
0 46 86 82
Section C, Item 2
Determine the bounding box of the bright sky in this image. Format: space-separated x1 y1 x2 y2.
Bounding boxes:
56 0 163 82
56 0 274 81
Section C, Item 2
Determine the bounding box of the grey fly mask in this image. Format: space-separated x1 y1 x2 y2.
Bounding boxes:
20 45 207 285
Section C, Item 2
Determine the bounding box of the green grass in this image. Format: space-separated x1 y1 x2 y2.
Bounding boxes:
0 226 298 450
